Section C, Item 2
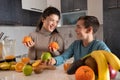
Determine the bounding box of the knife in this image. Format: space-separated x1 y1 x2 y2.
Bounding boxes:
0 32 4 40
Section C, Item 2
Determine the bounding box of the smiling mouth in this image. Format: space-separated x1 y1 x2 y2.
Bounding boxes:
50 26 55 30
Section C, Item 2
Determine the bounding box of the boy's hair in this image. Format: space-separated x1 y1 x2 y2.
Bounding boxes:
77 16 100 33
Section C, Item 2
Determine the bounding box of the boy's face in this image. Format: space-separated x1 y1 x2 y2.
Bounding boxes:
75 20 90 40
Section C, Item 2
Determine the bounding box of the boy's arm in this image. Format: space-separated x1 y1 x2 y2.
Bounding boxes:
54 42 75 66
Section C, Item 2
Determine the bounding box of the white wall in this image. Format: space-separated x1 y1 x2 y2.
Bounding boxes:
87 0 103 24
47 0 61 11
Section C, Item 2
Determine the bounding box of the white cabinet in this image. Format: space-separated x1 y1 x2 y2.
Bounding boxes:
22 0 61 12
22 0 47 12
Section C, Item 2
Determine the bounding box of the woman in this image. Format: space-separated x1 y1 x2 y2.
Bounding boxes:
24 7 64 60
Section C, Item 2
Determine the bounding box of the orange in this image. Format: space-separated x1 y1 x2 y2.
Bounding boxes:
21 57 30 64
5 55 15 60
75 66 95 80
15 62 25 72
22 36 32 43
48 42 59 50
32 60 41 67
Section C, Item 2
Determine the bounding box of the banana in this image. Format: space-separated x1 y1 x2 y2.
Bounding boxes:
91 51 110 80
101 50 120 71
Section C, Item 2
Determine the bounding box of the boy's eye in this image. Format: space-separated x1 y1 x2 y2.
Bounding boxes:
76 25 80 28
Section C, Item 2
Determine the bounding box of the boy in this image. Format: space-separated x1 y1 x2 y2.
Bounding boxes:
48 16 110 67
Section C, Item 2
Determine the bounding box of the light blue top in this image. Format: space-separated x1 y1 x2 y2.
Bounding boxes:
54 40 111 66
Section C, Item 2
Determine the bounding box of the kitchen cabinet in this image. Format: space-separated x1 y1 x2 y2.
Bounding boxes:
108 0 120 9
103 0 120 58
22 0 61 12
0 0 16 25
61 0 87 13
22 0 47 12
0 0 41 26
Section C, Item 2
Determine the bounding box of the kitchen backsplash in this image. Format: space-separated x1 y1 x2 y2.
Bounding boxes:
0 25 103 56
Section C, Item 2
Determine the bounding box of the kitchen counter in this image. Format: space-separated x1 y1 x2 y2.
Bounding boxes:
0 64 75 80
0 64 120 80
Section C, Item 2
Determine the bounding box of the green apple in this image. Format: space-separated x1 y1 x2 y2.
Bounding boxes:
23 65 32 76
41 52 52 61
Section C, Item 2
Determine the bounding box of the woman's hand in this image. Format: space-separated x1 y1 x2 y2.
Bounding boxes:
24 40 35 48
48 46 57 53
47 58 56 65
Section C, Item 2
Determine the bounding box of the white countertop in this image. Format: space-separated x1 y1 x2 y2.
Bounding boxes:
0 64 75 80
0 64 120 80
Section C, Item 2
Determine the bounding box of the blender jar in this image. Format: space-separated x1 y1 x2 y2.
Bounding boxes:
2 39 16 60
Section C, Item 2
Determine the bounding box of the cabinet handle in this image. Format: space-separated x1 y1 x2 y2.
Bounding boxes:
74 8 81 11
68 10 73 12
31 8 43 12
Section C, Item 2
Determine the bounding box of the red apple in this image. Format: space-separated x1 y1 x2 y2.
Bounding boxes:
108 64 118 79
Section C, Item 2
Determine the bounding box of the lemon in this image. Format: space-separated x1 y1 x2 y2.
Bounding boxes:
22 65 32 76
41 52 52 61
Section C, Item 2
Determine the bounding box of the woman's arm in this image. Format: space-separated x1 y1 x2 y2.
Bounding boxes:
49 33 65 56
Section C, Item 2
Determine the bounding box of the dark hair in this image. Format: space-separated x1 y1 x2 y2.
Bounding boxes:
36 6 60 33
77 16 100 33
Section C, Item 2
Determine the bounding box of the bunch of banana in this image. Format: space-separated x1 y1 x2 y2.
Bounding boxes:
88 50 120 80
90 50 110 80
101 50 120 71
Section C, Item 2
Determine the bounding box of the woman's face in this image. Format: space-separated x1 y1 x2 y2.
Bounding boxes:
42 14 59 32
75 20 89 40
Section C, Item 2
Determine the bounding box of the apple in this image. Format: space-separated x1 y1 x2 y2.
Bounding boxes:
23 65 33 76
108 64 118 79
41 52 52 61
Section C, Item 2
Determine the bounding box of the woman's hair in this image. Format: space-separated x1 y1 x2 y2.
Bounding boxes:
36 6 60 33
77 16 100 33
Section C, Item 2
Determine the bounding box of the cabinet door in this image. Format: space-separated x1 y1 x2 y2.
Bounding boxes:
61 0 87 13
61 0 74 13
0 0 16 25
73 0 87 11
22 0 47 12
103 0 120 58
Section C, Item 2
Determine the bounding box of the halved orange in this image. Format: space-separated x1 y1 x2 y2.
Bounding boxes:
15 62 25 72
5 55 15 60
32 60 41 67
21 57 30 64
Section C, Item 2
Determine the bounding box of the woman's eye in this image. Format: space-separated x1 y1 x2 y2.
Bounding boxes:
48 18 53 21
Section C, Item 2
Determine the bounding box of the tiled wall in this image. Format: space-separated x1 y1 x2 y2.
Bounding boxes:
0 26 35 56
58 25 77 49
0 25 103 56
58 25 103 49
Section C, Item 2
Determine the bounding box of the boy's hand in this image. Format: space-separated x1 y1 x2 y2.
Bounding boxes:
47 58 56 65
